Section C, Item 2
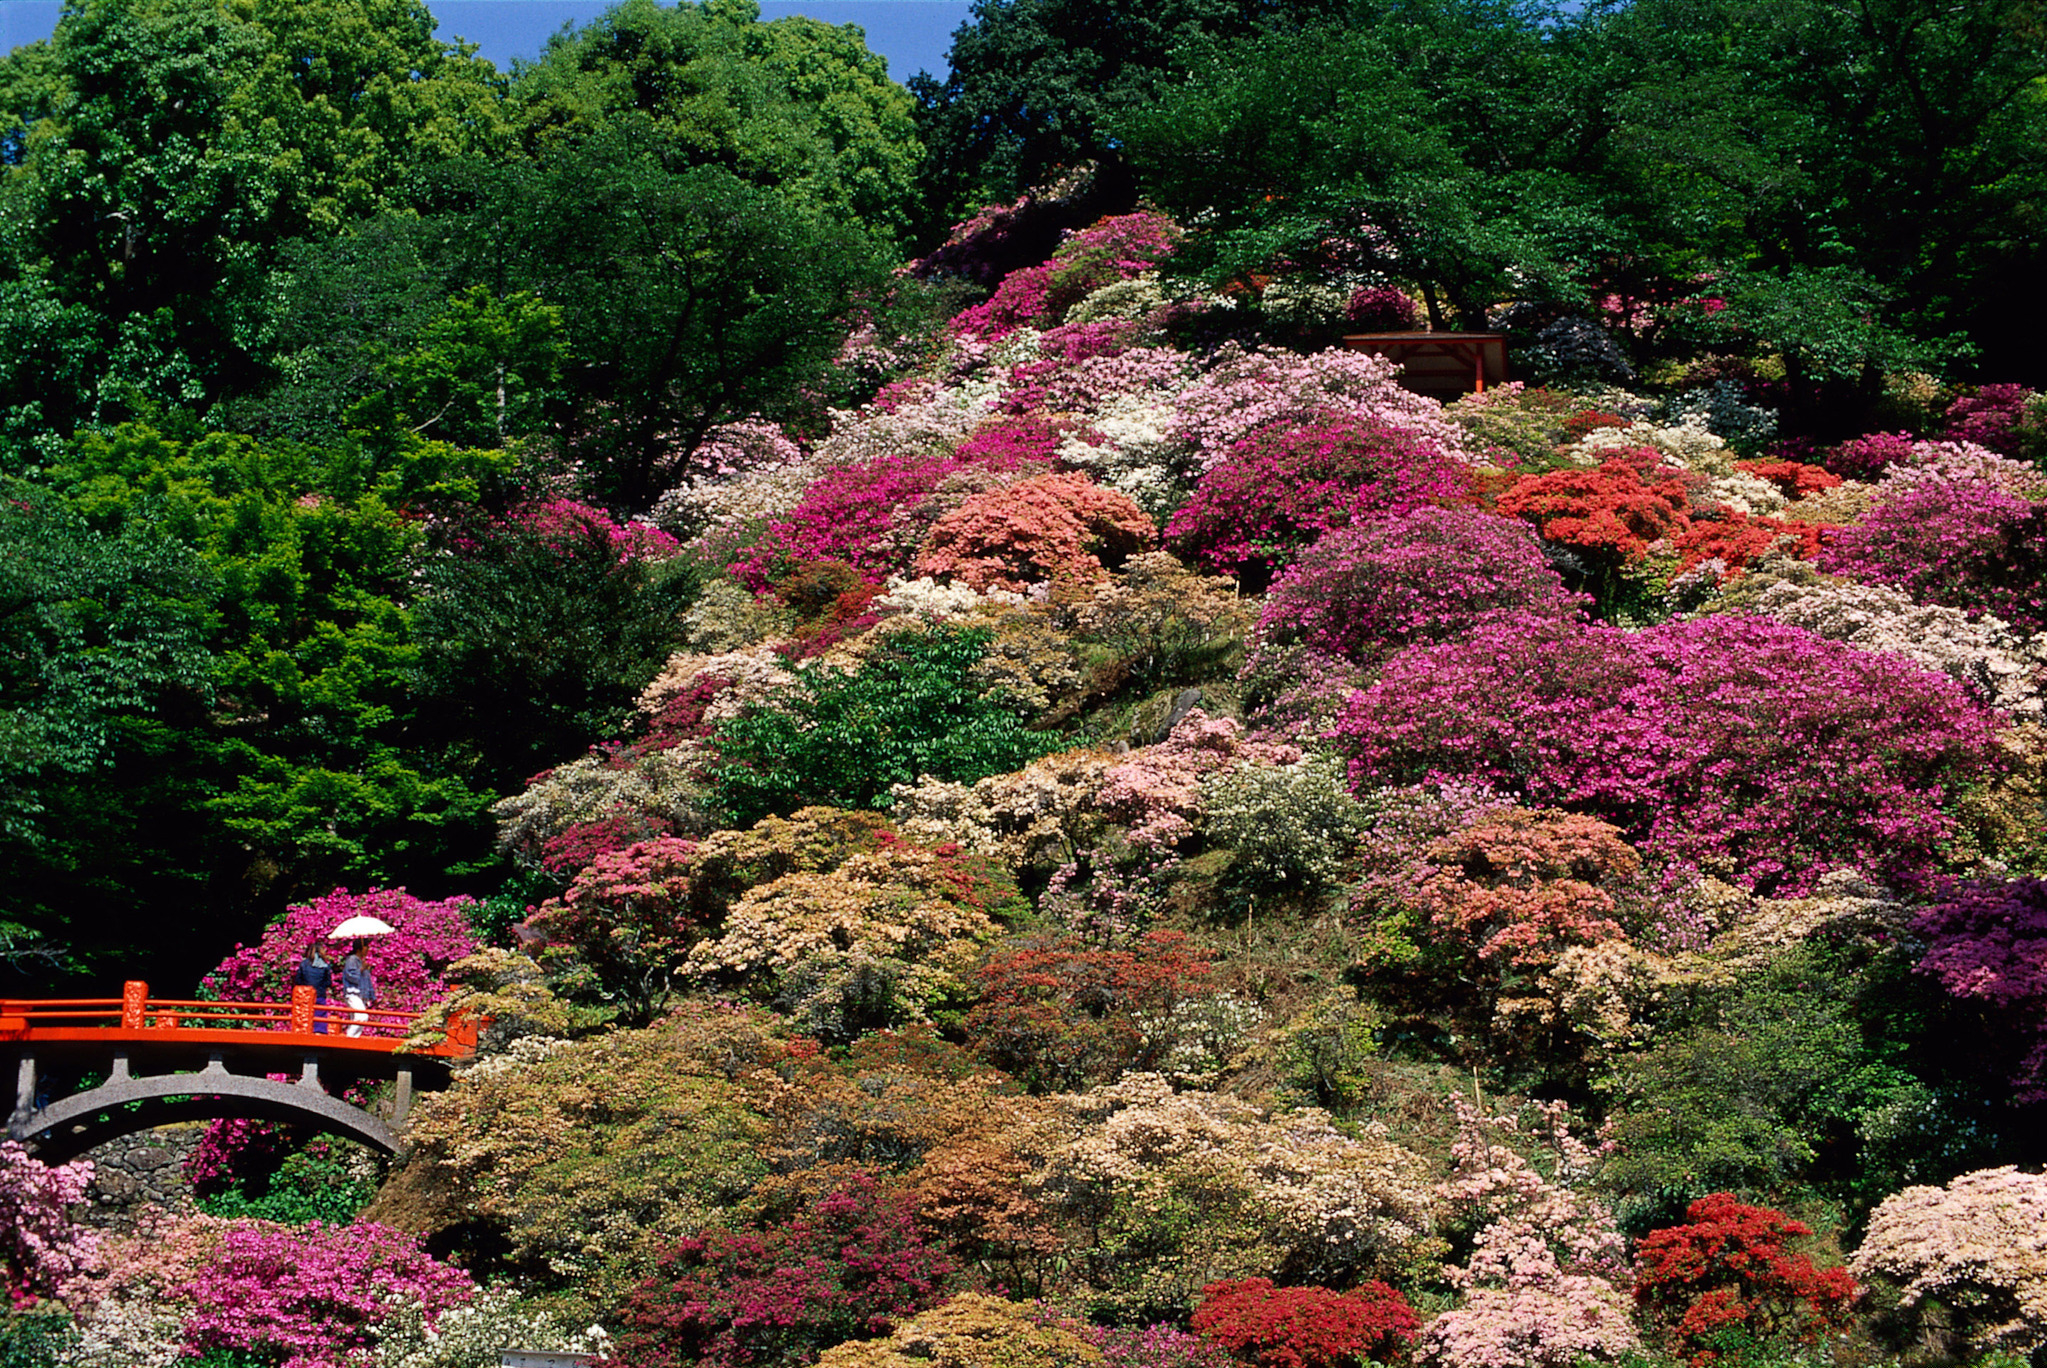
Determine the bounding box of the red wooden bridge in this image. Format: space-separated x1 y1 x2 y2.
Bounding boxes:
2 981 479 1161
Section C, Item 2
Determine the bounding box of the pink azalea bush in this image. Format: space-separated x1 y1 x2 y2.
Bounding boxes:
181 1220 474 1368
1333 614 2001 892
511 497 680 563
201 886 480 1015
1252 507 1583 669
950 211 1181 341
1912 877 2047 1101
1817 474 2047 631
1096 710 1302 850
731 452 991 590
1167 416 1473 584
0 1141 100 1309
1822 431 1918 481
1943 383 2039 457
915 470 1156 591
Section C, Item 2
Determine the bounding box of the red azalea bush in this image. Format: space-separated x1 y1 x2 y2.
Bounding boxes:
1253 506 1584 667
1913 877 2047 1101
182 1219 474 1368
1333 613 2000 893
1633 1193 1859 1367
1671 511 1829 575
1732 459 1843 500
605 1172 954 1368
915 470 1155 591
1493 455 1691 563
1192 1278 1420 1368
1816 476 2047 631
1167 416 1472 585
201 887 480 1014
965 929 1221 1092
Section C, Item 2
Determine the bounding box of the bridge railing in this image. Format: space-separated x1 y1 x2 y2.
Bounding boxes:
0 982 478 1056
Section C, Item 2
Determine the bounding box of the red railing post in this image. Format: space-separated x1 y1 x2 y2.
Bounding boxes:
121 981 148 1030
290 985 316 1034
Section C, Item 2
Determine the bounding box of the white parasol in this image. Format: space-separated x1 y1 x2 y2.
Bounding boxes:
328 914 397 938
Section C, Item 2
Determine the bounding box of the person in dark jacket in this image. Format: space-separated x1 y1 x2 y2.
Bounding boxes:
291 942 334 1034
340 939 377 1037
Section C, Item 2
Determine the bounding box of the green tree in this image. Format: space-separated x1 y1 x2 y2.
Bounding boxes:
511 0 921 241
0 0 510 448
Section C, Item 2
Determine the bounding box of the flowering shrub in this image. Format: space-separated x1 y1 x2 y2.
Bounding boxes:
1334 613 2000 891
1083 1320 1236 1368
1168 345 1477 474
1412 808 1641 972
1167 416 1472 584
915 471 1156 591
1944 383 2039 456
1191 1278 1419 1368
1732 459 1841 500
509 498 679 564
181 1220 474 1368
202 887 480 1014
731 452 1008 590
950 211 1181 341
372 1284 612 1368
1200 755 1367 897
605 1173 955 1368
492 747 715 869
1421 1099 1638 1368
1816 474 2047 631
685 835 1010 1040
372 1004 782 1283
1494 455 1691 563
0 1142 99 1309
1823 431 1918 481
1251 507 1582 668
1045 1075 1434 1316
1633 1193 1859 1366
1344 286 1422 332
1912 878 2047 1100
1850 1166 2047 1355
1095 710 1301 851
530 835 704 1025
965 930 1221 1091
816 1293 1104 1368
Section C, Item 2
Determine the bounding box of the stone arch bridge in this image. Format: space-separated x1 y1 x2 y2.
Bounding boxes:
3 982 478 1163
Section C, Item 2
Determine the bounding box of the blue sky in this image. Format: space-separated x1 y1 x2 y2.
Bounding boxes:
0 0 969 84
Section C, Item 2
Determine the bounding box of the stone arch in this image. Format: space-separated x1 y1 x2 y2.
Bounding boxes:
17 1073 397 1164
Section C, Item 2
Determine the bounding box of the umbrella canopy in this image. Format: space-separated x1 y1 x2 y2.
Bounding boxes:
329 914 397 938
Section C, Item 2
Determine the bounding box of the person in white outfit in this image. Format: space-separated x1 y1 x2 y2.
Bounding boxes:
340 939 377 1037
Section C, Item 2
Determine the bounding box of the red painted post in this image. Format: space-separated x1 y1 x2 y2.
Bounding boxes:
290 985 316 1034
121 981 147 1030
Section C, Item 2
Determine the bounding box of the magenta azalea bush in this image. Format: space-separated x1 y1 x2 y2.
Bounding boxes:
1913 878 2047 1102
1817 475 2047 631
1333 614 2001 892
201 886 481 1014
181 1220 474 1368
1253 507 1584 668
1167 416 1472 584
511 497 680 563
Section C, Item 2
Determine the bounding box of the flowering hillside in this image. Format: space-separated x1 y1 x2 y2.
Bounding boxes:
4 12 2047 1358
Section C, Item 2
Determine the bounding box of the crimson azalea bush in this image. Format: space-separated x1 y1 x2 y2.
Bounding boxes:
915 470 1155 591
1252 506 1584 668
1493 454 1691 563
1633 1193 1859 1367
1944 383 2039 457
202 886 481 1013
1816 475 2047 631
1821 431 1917 481
1912 877 2047 1101
606 1172 955 1368
1333 613 2001 892
1192 1278 1420 1368
511 497 680 563
1167 416 1472 586
182 1219 474 1368
965 929 1221 1092
1732 459 1843 500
